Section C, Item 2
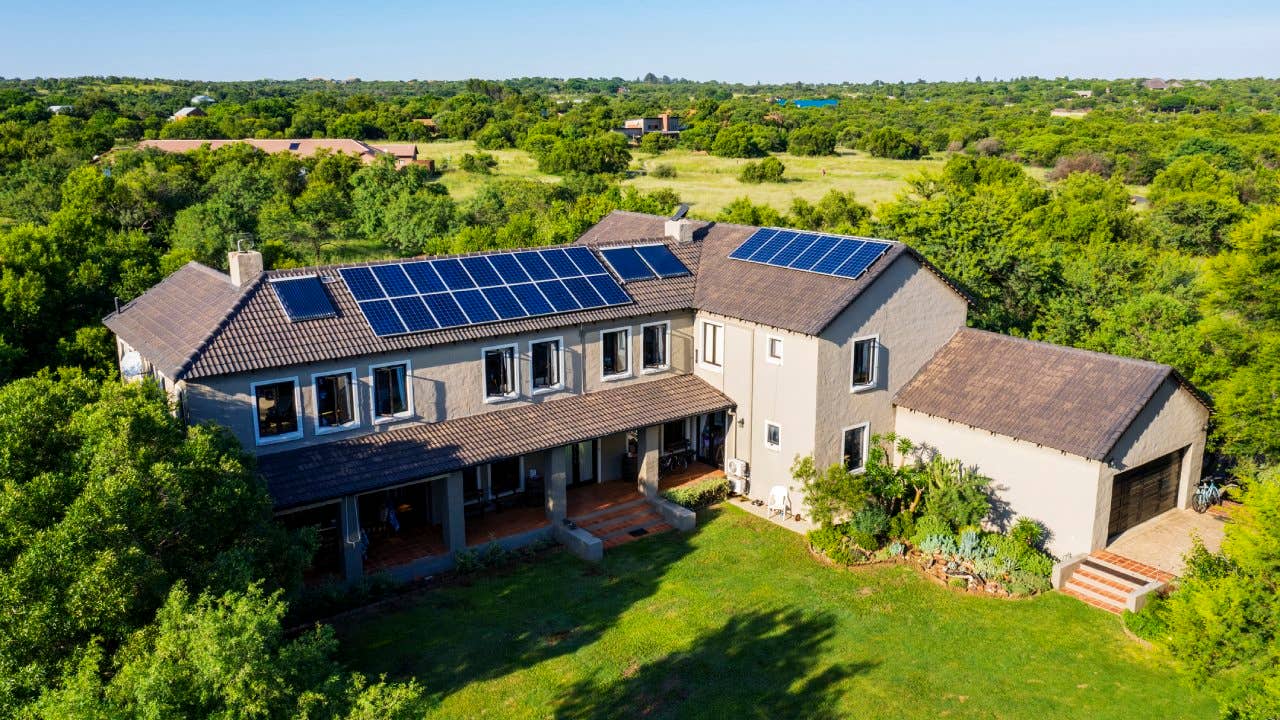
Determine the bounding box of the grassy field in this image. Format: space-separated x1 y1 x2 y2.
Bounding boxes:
414 140 944 218
336 504 1212 720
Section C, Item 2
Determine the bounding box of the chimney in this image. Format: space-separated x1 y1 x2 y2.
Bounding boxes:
228 249 263 288
664 218 695 244
659 112 671 132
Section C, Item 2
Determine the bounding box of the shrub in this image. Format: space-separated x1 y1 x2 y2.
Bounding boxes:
1006 570 1052 596
807 526 857 565
861 127 923 160
459 152 498 174
973 137 1004 156
787 126 838 156
661 476 729 509
847 529 880 551
649 163 677 178
987 534 1054 577
948 577 968 589
911 514 951 545
956 529 994 562
888 512 915 541
455 541 510 573
918 534 957 556
1046 151 1114 181
1123 594 1171 641
851 505 890 540
1009 517 1047 550
739 156 786 184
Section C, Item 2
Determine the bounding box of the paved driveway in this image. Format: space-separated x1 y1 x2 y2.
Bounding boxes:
1106 508 1227 576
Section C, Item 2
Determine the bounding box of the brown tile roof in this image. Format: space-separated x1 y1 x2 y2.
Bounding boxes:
104 211 962 381
894 328 1211 461
137 138 395 163
259 373 734 508
102 262 248 379
577 211 968 336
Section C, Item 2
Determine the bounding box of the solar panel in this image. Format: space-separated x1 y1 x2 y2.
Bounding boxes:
599 247 657 281
633 244 690 278
341 247 633 337
727 227 892 281
270 276 338 321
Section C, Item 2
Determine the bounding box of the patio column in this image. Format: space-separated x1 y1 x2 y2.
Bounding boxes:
546 445 570 522
339 494 363 581
637 425 661 498
442 471 467 553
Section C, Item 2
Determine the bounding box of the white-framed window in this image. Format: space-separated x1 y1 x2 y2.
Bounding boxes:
764 420 781 451
766 335 784 365
700 320 724 371
843 423 870 472
601 327 631 380
641 321 670 373
851 335 879 391
529 336 564 394
482 343 519 402
369 359 412 424
313 368 360 434
252 377 303 445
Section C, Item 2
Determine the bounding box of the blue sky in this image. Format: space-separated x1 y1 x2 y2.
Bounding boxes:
4 0 1279 82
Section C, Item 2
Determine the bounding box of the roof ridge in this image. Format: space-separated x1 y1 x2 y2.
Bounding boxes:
956 327 1173 372
1098 367 1176 462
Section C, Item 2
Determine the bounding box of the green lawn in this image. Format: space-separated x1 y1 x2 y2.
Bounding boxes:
336 504 1213 719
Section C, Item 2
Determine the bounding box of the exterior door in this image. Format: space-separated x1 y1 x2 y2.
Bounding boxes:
571 440 596 487
1108 448 1185 538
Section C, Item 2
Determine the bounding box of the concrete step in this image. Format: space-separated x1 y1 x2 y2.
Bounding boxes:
569 498 648 524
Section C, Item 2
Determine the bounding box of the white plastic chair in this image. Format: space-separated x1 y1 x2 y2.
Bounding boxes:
767 485 792 520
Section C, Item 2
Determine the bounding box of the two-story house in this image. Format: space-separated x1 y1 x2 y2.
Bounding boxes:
104 210 1210 590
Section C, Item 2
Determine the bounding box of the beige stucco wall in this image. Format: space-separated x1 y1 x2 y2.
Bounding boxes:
893 407 1106 558
815 254 968 469
1098 377 1210 546
185 311 692 454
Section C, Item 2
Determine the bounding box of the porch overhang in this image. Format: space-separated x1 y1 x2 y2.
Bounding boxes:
259 373 735 510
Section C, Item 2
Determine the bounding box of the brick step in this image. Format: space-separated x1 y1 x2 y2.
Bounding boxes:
1059 586 1123 615
1064 574 1130 605
583 510 664 537
603 522 674 549
1081 557 1154 586
1073 566 1145 594
569 498 648 524
1089 550 1174 584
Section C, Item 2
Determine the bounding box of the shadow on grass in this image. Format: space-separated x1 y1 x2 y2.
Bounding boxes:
337 509 722 704
554 605 872 719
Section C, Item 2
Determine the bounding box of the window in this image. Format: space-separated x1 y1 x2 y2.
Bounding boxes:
843 424 869 472
314 369 359 432
700 320 723 370
642 321 669 372
371 361 411 422
764 421 781 451
253 378 301 444
851 335 879 390
530 337 563 393
601 327 631 379
483 344 518 401
766 335 784 364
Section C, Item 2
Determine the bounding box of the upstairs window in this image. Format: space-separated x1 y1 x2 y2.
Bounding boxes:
315 370 358 432
372 362 410 421
531 338 563 392
642 322 669 371
254 378 301 443
851 336 878 390
765 421 781 451
602 328 630 379
483 345 518 401
701 320 723 369
766 336 784 364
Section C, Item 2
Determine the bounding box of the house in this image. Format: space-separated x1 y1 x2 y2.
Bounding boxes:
191 94 216 105
170 106 207 120
1050 108 1091 118
1143 78 1168 90
615 114 682 141
136 138 418 167
102 211 1210 593
47 105 73 115
1071 90 1094 98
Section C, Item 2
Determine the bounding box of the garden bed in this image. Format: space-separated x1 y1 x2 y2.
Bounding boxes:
807 541 1046 598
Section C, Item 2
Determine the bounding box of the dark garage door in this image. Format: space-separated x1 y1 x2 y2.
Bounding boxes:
1108 448 1185 538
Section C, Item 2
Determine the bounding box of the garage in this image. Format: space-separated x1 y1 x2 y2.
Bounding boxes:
1108 448 1185 538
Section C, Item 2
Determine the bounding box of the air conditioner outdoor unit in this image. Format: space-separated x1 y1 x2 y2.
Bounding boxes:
726 458 749 495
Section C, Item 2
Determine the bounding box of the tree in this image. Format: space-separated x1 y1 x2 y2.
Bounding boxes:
860 127 922 159
786 126 837 156
0 374 311 710
1163 474 1280 719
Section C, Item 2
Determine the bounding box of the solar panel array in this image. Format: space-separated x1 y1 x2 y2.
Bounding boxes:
599 244 690 282
270 276 338 321
727 228 892 280
337 246 633 337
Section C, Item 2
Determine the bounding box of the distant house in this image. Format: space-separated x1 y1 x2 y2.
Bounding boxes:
1143 78 1168 90
413 118 438 130
47 105 73 115
1071 90 1094 98
1167 80 1185 89
136 138 420 168
788 98 839 108
191 94 216 105
615 114 682 142
1051 108 1091 118
170 106 207 121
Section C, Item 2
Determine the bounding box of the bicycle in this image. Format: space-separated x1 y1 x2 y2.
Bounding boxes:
1192 475 1238 513
659 443 692 476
